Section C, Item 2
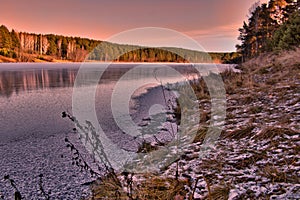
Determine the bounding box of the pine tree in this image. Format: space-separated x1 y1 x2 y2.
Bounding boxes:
0 25 12 49
237 0 299 59
10 29 20 49
272 11 300 49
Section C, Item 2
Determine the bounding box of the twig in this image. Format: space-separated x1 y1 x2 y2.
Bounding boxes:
38 174 51 200
62 112 121 186
191 177 200 199
64 137 102 178
204 176 212 200
4 175 22 200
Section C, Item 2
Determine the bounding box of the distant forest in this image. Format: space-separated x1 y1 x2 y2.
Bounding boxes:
237 0 300 60
0 25 238 63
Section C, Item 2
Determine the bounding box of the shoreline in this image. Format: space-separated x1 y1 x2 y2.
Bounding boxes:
0 60 229 64
0 55 232 65
0 62 238 74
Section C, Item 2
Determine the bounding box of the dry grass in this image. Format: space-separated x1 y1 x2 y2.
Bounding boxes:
241 48 300 72
0 55 16 62
193 127 209 143
234 150 268 170
253 127 298 141
260 163 299 184
200 111 211 123
89 174 188 200
136 176 188 200
220 69 258 94
230 48 300 96
249 105 263 114
208 184 230 200
89 174 125 200
222 125 255 139
239 95 256 105
189 78 210 100
261 165 288 183
137 141 159 153
204 182 230 200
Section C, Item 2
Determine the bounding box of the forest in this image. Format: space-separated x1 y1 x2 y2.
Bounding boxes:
0 25 238 63
237 0 300 60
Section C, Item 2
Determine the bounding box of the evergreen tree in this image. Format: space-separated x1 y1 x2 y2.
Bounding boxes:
10 29 20 49
46 34 58 55
0 25 12 49
272 11 300 49
237 0 300 59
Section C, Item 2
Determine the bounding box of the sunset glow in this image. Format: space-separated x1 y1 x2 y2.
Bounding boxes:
1 0 269 52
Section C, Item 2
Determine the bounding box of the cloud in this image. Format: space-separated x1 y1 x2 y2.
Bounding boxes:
183 22 241 39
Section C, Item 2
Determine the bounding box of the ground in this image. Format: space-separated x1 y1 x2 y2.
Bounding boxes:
89 48 300 199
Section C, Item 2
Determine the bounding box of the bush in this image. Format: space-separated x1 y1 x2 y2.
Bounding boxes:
0 48 17 58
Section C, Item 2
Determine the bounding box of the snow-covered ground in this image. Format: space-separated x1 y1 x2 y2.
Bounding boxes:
161 72 300 199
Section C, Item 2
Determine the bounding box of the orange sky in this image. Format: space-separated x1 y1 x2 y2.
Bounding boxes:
0 0 269 52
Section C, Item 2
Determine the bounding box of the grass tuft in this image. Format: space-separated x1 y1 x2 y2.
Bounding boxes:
253 127 298 141
89 174 188 200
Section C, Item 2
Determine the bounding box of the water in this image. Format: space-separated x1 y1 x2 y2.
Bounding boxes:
0 63 233 199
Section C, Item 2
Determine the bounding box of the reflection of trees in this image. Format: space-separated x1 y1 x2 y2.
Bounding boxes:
0 65 199 98
0 69 77 97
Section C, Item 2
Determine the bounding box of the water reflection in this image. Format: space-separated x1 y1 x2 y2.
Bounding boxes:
0 64 200 98
0 69 77 97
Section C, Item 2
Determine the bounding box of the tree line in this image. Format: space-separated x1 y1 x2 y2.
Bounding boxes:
237 0 300 60
0 25 238 63
0 26 101 62
88 44 239 63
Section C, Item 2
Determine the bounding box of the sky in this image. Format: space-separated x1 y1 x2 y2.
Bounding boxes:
0 0 269 52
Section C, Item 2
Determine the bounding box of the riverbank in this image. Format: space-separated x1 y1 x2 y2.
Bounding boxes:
89 48 300 199
162 48 300 199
